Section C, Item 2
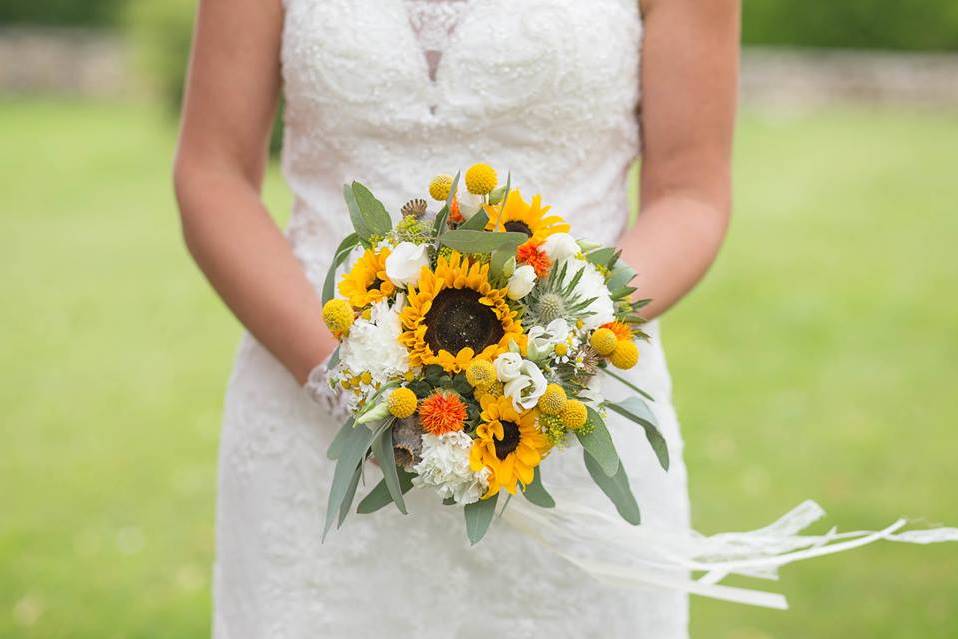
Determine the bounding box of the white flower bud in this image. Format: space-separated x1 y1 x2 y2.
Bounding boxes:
385 241 430 288
506 264 536 300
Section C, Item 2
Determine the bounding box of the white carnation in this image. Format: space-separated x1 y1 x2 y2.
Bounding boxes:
506 264 537 300
559 257 615 329
502 359 548 411
541 232 580 262
385 241 430 288
339 296 409 385
412 431 490 505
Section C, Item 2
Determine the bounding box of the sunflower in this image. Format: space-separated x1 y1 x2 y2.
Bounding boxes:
338 247 396 308
400 252 523 373
470 395 551 497
484 189 570 247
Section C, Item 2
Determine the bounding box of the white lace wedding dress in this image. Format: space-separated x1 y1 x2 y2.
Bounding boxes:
211 1 956 637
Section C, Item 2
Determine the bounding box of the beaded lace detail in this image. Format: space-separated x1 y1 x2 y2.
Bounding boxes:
403 0 469 83
279 0 644 289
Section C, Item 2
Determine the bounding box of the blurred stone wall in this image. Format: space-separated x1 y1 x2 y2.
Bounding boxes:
0 27 128 96
1 26 957 107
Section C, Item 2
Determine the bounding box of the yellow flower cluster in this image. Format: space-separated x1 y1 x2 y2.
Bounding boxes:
590 323 639 370
322 298 353 337
387 387 418 419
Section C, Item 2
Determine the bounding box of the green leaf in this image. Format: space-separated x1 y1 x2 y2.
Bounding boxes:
356 468 415 514
464 492 499 545
326 417 356 460
370 424 408 515
460 208 489 231
351 181 392 236
600 367 656 402
607 261 637 292
522 467 555 508
576 408 620 477
343 184 371 241
327 345 341 370
584 449 641 525
323 422 381 540
489 246 514 280
337 463 363 527
321 233 359 304
585 247 619 269
439 229 528 254
604 397 670 471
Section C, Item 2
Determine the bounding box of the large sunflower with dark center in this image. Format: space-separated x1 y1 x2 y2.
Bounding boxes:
399 252 523 373
484 188 570 246
470 395 551 498
423 289 505 355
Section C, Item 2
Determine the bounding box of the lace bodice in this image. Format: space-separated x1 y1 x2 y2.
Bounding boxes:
280 0 643 286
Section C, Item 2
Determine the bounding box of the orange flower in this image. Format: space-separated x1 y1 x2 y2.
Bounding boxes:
448 197 464 223
601 321 633 341
418 391 467 435
516 242 552 278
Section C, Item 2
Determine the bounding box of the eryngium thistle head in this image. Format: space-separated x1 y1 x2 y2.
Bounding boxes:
535 292 566 324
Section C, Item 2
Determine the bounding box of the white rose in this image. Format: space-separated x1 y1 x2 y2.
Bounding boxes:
385 242 430 288
541 232 580 262
494 352 523 382
503 360 548 411
506 264 537 300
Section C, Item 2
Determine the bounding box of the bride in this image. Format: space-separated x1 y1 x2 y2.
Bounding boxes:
172 0 953 637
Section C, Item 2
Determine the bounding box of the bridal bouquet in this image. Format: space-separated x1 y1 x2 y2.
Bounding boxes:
318 164 669 543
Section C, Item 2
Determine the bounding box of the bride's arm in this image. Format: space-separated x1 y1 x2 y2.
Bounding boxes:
173 0 335 384
620 0 740 319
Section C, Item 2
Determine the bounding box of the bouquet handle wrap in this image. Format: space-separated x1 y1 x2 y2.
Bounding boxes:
501 497 958 609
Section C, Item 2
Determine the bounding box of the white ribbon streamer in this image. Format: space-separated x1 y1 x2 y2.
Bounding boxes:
501 497 958 609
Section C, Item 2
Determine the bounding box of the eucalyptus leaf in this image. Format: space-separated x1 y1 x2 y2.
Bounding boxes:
584 449 641 525
351 181 392 236
326 417 356 460
585 246 619 269
439 229 528 254
326 345 341 370
460 208 489 231
370 424 408 515
323 422 381 541
490 246 514 280
464 493 499 545
356 468 415 514
522 467 555 508
576 408 620 477
607 261 637 292
343 184 371 241
321 232 359 304
604 397 670 471
337 463 363 527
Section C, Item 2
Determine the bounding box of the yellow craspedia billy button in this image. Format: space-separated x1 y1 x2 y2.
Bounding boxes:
322 298 353 337
465 163 497 195
465 359 496 389
387 387 418 419
537 383 568 415
429 174 454 201
610 339 639 370
559 399 588 429
589 328 618 356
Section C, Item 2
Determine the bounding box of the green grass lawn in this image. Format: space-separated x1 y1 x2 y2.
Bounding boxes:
1 99 956 638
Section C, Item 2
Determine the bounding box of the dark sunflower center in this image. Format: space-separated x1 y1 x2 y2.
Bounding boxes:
504 221 533 237
494 420 521 460
423 288 504 354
